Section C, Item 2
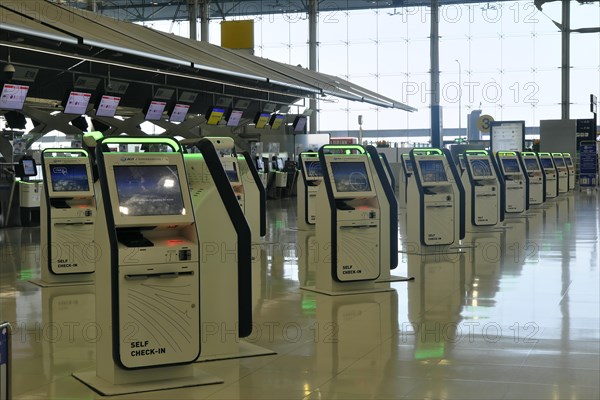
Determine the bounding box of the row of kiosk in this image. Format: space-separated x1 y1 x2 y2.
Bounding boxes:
30 136 270 395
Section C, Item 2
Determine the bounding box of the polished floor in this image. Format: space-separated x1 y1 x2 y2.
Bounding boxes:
1 190 599 399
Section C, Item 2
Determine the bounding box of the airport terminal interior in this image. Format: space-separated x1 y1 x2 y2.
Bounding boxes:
1 0 599 399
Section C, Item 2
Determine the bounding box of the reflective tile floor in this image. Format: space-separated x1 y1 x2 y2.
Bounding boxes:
1 190 599 399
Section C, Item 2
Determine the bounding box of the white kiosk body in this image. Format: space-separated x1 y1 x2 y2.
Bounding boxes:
461 150 503 231
398 153 413 209
552 153 569 193
297 152 323 230
237 151 266 242
563 153 576 190
38 149 96 286
538 152 558 199
496 152 527 214
520 152 545 205
406 148 464 255
310 145 391 295
73 138 220 395
184 139 271 361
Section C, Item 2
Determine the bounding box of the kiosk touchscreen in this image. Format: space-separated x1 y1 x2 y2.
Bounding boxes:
496 151 528 214
551 153 569 193
72 137 220 395
461 150 503 230
37 149 96 286
406 148 464 254
563 153 575 190
538 152 558 199
308 145 393 295
398 153 413 209
520 152 545 205
297 152 323 229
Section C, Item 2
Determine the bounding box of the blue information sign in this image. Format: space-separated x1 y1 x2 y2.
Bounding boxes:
579 141 598 188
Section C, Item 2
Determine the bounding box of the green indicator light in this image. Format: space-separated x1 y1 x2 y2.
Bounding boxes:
18 268 35 281
415 343 445 360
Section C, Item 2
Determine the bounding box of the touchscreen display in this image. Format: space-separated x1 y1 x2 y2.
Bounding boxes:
96 95 120 117
50 164 90 192
470 159 493 177
169 104 190 123
501 158 520 173
145 101 167 121
418 159 448 182
330 161 372 192
64 91 91 115
113 165 185 216
0 84 29 110
540 158 554 169
227 110 243 127
524 158 539 171
304 160 322 178
564 157 573 166
553 157 565 167
22 159 36 176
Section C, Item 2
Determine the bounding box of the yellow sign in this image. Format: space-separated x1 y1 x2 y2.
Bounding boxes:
221 20 254 49
477 115 494 133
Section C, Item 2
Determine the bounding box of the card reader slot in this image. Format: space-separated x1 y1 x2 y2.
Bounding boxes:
54 222 94 226
425 205 453 208
117 231 154 247
124 271 194 280
339 225 375 229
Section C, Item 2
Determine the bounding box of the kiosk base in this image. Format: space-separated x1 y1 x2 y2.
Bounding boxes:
376 275 415 283
29 277 94 288
399 245 466 256
73 368 222 396
196 341 276 362
301 285 394 296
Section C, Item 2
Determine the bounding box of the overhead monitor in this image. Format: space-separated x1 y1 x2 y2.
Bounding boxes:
226 109 244 127
553 156 565 168
293 116 307 132
524 158 540 171
95 95 121 117
221 159 240 183
169 103 190 123
144 100 167 121
501 158 521 174
269 114 285 130
303 159 322 180
539 157 554 170
0 84 29 110
330 161 373 194
206 107 225 125
113 165 185 216
254 112 271 129
469 158 494 178
45 160 93 198
63 91 92 115
418 159 448 182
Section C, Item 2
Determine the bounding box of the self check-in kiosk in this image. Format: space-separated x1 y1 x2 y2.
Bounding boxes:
398 153 413 209
74 137 220 395
563 153 576 190
305 144 393 295
551 152 569 194
297 152 323 230
406 148 465 255
36 149 96 287
379 152 395 193
184 139 273 361
496 151 528 214
461 150 504 231
520 152 545 205
538 152 558 199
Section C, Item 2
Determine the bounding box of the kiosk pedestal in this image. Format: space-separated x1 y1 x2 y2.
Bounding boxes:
552 153 569 194
538 152 559 199
73 137 221 395
32 149 95 287
563 153 576 191
520 152 545 206
297 152 323 230
496 151 528 217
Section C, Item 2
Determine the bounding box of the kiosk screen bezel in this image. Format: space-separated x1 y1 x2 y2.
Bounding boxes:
540 157 555 170
45 159 94 198
103 154 194 226
0 84 29 110
169 103 190 123
564 156 573 167
96 95 121 117
302 158 323 180
501 158 521 174
63 91 92 115
553 156 565 168
20 158 37 177
417 159 448 183
524 158 540 171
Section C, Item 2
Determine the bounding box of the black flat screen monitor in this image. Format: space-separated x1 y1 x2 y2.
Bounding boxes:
501 158 520 173
63 91 92 115
206 107 225 125
0 84 29 110
20 159 37 177
418 159 448 182
304 160 322 178
169 103 190 123
330 162 372 192
95 95 121 117
269 114 285 130
145 101 167 121
113 165 185 216
293 116 307 132
254 112 270 129
540 158 554 170
524 158 539 171
226 110 243 127
470 158 493 177
553 157 565 167
50 164 90 192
